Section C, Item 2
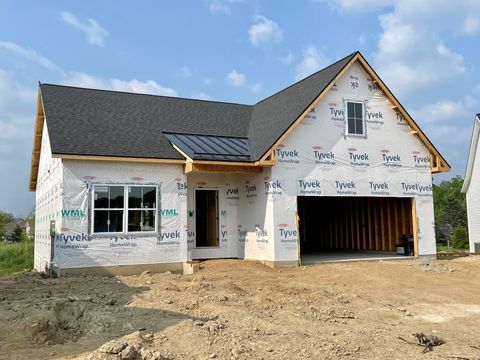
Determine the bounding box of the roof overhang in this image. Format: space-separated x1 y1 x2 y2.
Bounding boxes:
29 86 45 192
462 114 480 193
164 132 255 162
165 131 275 173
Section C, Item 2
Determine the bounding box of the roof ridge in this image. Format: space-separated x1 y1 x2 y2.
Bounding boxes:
254 51 358 106
40 51 358 110
40 83 252 107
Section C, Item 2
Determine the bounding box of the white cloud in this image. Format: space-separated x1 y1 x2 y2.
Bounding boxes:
191 91 212 100
203 77 212 86
313 0 394 13
208 0 242 14
0 41 64 74
226 70 247 87
64 72 177 97
249 82 263 93
411 94 478 150
374 1 480 99
424 125 472 145
248 15 282 47
279 52 294 65
317 1 480 100
294 46 328 81
59 11 109 46
412 97 477 124
462 15 480 35
0 69 36 140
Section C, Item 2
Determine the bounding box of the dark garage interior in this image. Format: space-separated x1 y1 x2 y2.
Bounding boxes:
297 196 415 260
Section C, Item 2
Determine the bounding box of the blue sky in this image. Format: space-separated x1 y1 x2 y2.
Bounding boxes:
1 0 479 216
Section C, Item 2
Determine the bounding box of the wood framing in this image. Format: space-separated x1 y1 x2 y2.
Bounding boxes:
258 52 450 173
29 87 45 192
52 153 186 164
185 163 263 174
411 198 419 256
298 196 414 253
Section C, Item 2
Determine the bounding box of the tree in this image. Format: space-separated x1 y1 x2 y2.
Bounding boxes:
451 225 469 249
0 211 14 238
10 225 24 243
433 175 469 247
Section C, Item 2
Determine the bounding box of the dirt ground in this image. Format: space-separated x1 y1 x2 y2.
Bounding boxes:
1 257 480 360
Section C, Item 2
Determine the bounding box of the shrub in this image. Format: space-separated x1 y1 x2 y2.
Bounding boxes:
451 225 469 250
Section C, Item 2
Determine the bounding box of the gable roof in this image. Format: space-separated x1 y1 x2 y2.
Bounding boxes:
30 51 450 191
462 114 480 193
40 84 252 160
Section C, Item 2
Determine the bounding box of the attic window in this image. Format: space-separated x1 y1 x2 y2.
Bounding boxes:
346 101 365 136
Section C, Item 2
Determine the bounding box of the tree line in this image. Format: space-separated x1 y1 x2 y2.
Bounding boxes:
433 175 469 249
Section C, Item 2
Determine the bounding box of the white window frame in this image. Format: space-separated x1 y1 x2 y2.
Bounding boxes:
345 100 366 137
91 184 158 235
92 185 126 235
126 185 158 234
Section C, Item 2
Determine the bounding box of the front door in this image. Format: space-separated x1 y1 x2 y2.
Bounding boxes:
195 189 219 247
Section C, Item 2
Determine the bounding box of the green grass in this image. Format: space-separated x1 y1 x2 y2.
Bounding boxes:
0 241 34 276
436 244 469 253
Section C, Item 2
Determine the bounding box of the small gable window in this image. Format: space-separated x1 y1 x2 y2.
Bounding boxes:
346 101 365 136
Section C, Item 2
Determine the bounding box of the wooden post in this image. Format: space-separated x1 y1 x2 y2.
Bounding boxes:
379 199 386 251
367 198 373 250
387 200 393 251
411 198 419 256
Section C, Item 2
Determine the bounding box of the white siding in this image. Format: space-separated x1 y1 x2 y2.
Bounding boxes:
466 133 480 252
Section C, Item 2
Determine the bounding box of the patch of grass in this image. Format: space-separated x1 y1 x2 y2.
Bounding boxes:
436 244 469 253
0 241 34 276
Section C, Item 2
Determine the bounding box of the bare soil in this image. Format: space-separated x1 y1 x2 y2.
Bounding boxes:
1 257 480 360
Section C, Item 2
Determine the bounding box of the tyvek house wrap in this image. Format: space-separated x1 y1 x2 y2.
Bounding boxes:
34 120 63 272
267 61 435 261
188 61 435 262
187 170 275 262
51 59 436 269
56 161 188 269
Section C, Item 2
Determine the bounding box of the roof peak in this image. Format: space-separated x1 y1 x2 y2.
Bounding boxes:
255 51 359 106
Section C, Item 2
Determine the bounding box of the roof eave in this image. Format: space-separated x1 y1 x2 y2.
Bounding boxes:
28 85 45 192
462 115 480 193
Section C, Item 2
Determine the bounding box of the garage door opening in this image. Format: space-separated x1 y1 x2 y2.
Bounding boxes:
297 196 415 263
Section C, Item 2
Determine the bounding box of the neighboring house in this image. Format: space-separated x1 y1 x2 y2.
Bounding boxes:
3 218 26 241
25 211 35 240
29 51 450 275
462 114 480 253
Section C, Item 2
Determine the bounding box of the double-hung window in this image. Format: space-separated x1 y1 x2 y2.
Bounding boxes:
346 101 365 136
92 185 157 234
127 186 157 232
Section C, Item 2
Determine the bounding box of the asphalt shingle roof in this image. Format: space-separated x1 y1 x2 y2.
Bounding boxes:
40 52 357 162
